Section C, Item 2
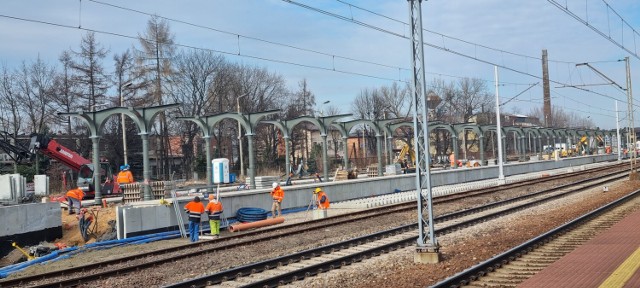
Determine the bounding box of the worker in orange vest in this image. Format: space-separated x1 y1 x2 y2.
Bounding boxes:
184 196 205 242
66 187 85 215
117 165 134 185
314 187 330 210
270 182 284 218
449 152 456 168
205 194 224 238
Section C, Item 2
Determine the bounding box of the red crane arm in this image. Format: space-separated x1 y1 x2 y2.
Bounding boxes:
30 134 91 171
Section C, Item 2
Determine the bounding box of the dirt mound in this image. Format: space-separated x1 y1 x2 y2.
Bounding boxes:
59 205 118 246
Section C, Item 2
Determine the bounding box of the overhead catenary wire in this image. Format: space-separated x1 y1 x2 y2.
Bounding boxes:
281 0 633 110
334 0 576 65
547 0 640 60
0 2 634 121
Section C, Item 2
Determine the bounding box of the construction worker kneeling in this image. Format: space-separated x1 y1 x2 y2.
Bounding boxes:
313 187 330 219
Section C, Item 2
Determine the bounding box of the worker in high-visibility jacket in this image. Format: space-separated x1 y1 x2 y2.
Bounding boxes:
66 187 85 215
184 196 205 242
270 182 284 218
449 152 456 168
117 164 134 185
314 187 330 210
205 194 224 238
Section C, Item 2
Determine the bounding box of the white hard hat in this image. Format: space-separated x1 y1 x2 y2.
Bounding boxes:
272 182 278 188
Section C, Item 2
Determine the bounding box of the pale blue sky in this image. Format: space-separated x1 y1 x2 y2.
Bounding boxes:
1 0 639 129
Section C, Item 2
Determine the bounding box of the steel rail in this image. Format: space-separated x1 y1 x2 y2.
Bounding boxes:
432 189 640 288
165 171 629 287
0 163 625 287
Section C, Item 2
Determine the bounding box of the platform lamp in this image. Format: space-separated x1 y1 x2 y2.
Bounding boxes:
237 93 248 178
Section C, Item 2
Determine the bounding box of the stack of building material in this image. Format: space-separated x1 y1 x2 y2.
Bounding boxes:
0 174 26 205
248 176 278 189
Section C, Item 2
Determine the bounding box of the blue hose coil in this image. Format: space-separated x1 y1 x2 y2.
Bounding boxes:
236 207 268 222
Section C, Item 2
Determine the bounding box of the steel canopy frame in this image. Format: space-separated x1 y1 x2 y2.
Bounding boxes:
60 103 181 204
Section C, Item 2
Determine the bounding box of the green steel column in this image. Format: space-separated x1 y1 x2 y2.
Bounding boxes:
502 136 507 163
452 136 458 169
141 133 152 200
520 136 526 161
387 136 394 165
90 136 102 205
204 135 212 189
322 135 328 181
376 135 383 176
247 134 255 189
285 136 291 175
479 134 485 165
342 137 349 170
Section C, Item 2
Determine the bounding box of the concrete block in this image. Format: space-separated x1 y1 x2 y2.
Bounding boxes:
0 174 14 200
414 251 441 264
34 175 49 196
116 206 124 240
0 203 61 237
312 209 327 219
141 207 158 231
0 205 21 236
10 174 24 199
123 208 142 238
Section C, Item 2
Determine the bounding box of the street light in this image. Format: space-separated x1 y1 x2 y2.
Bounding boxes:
120 82 133 165
237 93 248 178
317 100 330 116
90 103 108 111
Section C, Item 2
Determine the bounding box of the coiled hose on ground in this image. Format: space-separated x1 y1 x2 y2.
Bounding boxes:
235 207 268 222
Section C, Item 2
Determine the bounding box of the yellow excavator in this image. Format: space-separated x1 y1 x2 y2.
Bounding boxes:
396 143 416 167
576 135 589 155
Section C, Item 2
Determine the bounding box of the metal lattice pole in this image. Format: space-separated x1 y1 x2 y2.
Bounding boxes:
407 0 439 261
625 57 636 173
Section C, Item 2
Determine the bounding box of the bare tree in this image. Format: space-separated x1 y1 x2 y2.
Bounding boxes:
529 106 593 128
15 58 57 134
169 50 226 178
47 50 84 137
137 16 176 179
379 82 410 119
234 65 287 168
0 65 24 172
71 32 110 111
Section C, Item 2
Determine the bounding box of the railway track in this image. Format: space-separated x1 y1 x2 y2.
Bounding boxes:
0 163 628 287
166 170 630 287
433 188 640 288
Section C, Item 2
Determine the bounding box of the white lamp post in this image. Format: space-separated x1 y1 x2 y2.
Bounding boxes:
120 82 133 165
237 93 248 178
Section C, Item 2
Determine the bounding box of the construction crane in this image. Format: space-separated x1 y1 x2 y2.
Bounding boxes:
28 134 121 198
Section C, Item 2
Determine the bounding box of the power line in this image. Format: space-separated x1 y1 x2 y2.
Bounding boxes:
87 0 410 73
334 0 577 64
547 0 640 60
76 1 541 89
283 0 630 110
0 13 408 84
1 2 629 119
